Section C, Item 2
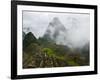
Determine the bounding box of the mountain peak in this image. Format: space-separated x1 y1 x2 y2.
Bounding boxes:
43 17 68 45
49 17 66 31
23 32 38 49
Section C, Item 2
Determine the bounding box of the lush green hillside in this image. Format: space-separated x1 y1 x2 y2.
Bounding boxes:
23 32 89 68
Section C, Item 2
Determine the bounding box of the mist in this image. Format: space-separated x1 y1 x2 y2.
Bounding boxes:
23 11 90 48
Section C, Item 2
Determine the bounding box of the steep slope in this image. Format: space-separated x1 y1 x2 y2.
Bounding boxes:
23 31 26 40
43 17 69 46
23 32 38 49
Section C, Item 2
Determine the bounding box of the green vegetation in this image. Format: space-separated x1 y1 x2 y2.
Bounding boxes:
23 32 89 68
42 48 55 57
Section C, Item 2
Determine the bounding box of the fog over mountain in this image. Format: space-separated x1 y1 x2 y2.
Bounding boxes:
43 17 69 45
23 11 90 48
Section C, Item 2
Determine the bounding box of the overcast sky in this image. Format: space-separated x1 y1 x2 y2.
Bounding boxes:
23 11 90 48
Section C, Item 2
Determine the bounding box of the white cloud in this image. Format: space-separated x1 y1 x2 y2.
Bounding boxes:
23 11 90 48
